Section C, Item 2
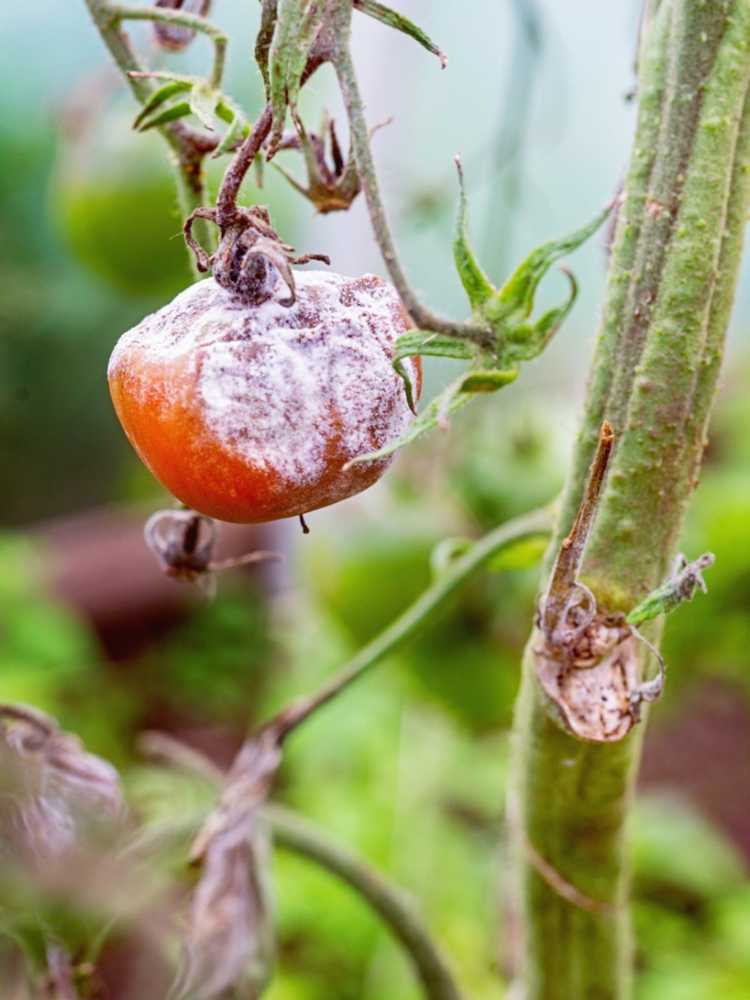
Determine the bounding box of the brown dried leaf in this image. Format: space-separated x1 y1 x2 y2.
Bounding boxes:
0 705 123 860
172 730 281 999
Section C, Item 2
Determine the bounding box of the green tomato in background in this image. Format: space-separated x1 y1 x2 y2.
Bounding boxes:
52 111 193 297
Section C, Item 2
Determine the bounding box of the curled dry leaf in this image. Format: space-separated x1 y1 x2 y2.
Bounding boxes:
172 729 281 999
0 705 123 860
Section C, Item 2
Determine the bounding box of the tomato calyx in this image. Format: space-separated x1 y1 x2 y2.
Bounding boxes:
183 202 329 306
274 112 359 215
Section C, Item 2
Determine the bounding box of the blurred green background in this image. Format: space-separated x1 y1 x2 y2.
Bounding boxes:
1 2 750 997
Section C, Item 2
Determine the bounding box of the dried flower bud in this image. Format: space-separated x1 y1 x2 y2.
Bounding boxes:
144 508 280 596
153 0 211 52
275 114 362 214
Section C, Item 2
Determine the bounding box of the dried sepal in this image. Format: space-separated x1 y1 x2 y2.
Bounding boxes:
172 731 281 1000
532 425 669 743
144 508 280 596
274 113 363 213
182 202 330 306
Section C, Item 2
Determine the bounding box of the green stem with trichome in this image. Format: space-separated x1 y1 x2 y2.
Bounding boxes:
334 34 492 346
510 3 750 998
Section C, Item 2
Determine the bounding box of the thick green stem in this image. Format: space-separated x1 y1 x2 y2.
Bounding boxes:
509 3 750 998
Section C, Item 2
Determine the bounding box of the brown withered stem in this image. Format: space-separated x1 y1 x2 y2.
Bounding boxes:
541 420 614 636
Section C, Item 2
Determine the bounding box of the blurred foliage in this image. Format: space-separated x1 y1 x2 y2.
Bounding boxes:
1 368 749 994
53 109 194 298
0 21 749 993
0 118 145 524
133 583 274 727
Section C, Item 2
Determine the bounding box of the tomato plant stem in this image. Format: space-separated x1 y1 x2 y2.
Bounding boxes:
334 43 494 347
107 4 227 88
509 3 750 996
270 505 553 740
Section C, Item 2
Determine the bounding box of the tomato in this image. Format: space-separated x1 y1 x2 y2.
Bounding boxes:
52 112 193 297
108 271 420 523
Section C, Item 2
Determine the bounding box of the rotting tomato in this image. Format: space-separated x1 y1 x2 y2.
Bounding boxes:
108 271 421 523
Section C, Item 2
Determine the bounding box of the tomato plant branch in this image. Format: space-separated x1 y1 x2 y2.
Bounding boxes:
216 103 273 225
334 46 494 347
265 803 462 1000
269 505 553 741
509 3 750 996
106 4 227 88
131 767 463 1000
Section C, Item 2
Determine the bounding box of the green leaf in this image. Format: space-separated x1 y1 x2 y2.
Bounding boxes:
453 157 495 311
212 102 250 158
346 366 517 466
506 267 578 362
138 101 192 132
133 80 191 130
626 553 715 627
392 330 474 413
189 81 219 131
353 0 447 66
493 201 612 320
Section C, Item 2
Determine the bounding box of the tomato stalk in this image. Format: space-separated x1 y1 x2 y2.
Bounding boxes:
509 2 750 996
